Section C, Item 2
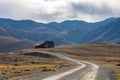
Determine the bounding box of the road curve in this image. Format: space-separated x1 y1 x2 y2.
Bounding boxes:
40 51 99 80
8 51 117 80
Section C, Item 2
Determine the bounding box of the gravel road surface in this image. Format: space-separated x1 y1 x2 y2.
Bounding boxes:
1 51 117 80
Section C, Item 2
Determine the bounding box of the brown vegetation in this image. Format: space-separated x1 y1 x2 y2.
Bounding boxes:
0 36 33 53
1 42 120 79
35 42 120 80
0 52 74 79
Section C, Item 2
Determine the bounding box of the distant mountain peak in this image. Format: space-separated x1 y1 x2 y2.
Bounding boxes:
0 17 120 53
61 20 88 24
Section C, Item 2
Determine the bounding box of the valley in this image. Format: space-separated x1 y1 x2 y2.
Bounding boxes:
0 0 120 80
0 17 119 52
0 17 120 80
32 42 120 80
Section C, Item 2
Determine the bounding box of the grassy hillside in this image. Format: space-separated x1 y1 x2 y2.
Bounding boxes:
33 42 120 80
0 52 74 79
0 18 116 46
0 36 34 53
1 42 120 79
0 27 13 36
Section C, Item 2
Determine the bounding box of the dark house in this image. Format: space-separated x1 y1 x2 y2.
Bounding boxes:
35 41 54 48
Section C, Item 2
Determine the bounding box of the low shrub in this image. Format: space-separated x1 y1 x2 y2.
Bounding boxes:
116 64 120 66
41 67 56 72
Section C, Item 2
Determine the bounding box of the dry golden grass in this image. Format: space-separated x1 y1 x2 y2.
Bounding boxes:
0 62 73 75
9 76 30 80
1 42 120 79
35 42 120 80
0 52 74 78
0 64 58 75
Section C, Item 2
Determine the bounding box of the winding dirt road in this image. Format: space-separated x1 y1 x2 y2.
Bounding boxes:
41 51 99 80
9 51 116 80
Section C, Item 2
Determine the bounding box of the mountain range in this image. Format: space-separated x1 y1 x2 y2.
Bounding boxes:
0 17 119 52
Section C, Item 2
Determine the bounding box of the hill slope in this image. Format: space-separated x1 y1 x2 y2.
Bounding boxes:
0 36 34 53
79 18 120 44
0 18 115 44
0 17 119 52
36 42 120 80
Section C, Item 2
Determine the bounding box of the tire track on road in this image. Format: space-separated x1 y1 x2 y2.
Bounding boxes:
41 51 99 80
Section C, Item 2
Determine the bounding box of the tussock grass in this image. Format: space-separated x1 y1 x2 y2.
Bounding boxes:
0 64 58 75
1 42 120 79
0 52 74 76
35 42 120 80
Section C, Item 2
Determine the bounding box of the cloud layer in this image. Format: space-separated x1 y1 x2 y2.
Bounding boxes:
0 0 120 23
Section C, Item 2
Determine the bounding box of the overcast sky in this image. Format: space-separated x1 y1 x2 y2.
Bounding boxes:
0 0 120 23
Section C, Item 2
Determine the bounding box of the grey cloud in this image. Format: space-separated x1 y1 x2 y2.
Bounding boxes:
34 2 119 22
44 0 57 1
0 1 36 20
70 2 114 16
0 0 120 23
0 3 15 17
33 11 61 22
32 7 78 22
